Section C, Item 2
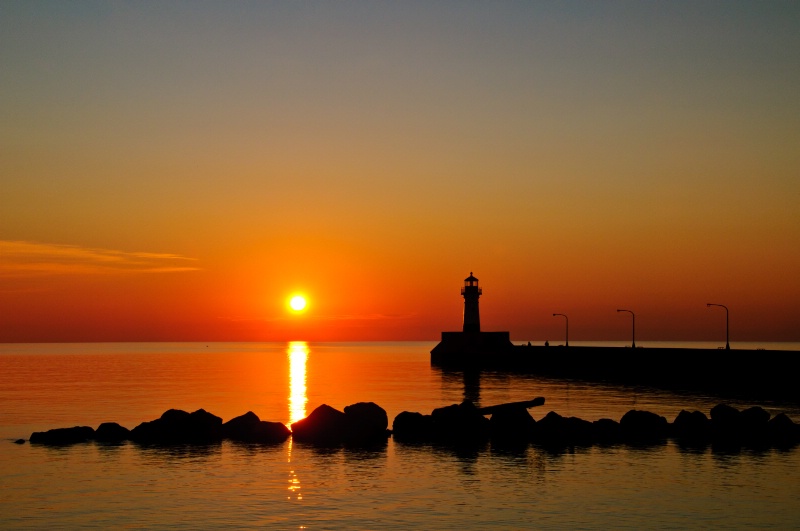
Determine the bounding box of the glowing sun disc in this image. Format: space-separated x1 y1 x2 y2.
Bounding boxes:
289 295 307 312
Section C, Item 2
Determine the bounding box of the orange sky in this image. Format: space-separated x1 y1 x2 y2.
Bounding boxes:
1 3 799 342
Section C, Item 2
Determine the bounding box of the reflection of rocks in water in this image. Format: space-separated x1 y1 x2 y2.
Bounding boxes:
136 442 223 461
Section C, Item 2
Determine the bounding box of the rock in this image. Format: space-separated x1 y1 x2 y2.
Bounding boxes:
291 404 349 444
562 416 595 444
533 411 564 441
223 411 290 443
343 402 390 442
533 412 593 445
430 400 490 442
489 407 535 441
592 418 622 443
130 408 223 444
672 410 710 440
620 410 668 441
94 422 131 442
740 406 770 429
767 413 800 445
710 404 740 429
223 411 261 437
13 439 25 445
392 411 434 442
30 426 95 445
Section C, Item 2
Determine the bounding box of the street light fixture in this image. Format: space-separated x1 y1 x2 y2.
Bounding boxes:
706 303 730 350
553 313 568 347
617 309 635 348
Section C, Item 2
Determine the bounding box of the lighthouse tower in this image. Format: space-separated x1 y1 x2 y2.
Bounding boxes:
461 272 482 333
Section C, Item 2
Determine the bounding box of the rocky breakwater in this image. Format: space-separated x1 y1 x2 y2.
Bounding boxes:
392 400 800 449
25 401 390 447
28 409 290 445
22 400 800 450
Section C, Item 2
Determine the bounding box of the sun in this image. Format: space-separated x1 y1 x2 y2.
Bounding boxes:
289 295 307 312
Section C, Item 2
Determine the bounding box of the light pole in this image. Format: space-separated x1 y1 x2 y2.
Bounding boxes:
617 309 635 348
553 313 568 346
706 303 730 350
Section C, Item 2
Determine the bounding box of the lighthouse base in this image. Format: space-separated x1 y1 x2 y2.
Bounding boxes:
430 331 515 367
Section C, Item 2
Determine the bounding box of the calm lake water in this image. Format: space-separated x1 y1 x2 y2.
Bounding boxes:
2 341 800 529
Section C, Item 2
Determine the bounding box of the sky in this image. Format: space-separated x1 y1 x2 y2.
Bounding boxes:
1 1 799 342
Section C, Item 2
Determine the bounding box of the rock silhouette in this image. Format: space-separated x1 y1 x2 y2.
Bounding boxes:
391 411 434 442
291 402 390 444
130 408 223 444
94 422 131 443
430 400 491 442
30 426 95 445
672 410 710 441
222 411 290 443
620 410 669 441
343 402 390 442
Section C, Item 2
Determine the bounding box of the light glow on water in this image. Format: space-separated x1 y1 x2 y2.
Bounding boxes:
288 341 309 425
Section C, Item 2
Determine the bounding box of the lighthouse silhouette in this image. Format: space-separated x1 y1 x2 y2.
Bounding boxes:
430 272 514 365
462 272 481 332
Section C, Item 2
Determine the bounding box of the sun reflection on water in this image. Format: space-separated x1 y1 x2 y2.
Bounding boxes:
287 342 308 502
288 341 308 426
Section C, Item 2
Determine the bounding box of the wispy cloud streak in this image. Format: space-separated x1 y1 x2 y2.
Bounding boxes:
223 313 416 323
0 240 200 277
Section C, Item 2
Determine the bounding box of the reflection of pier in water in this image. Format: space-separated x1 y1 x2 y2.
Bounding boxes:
434 367 502 407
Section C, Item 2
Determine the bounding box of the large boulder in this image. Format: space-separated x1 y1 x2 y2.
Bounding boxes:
533 412 596 445
94 422 131 443
392 411 434 442
223 412 290 443
30 426 95 445
592 418 622 443
620 410 668 441
532 411 565 443
130 408 223 444
490 407 536 442
767 413 800 446
430 400 490 443
740 406 770 431
343 402 390 443
671 410 710 441
710 403 741 437
532 411 593 445
291 404 349 444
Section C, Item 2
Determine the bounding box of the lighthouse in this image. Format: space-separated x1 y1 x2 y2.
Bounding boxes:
462 272 481 332
430 272 513 365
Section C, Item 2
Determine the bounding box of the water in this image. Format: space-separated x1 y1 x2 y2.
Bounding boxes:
2 342 800 529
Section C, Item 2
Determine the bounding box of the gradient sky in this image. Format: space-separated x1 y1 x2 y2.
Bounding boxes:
2 1 799 342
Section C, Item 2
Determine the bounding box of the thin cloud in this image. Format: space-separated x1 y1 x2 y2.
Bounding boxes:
235 313 416 323
0 240 200 277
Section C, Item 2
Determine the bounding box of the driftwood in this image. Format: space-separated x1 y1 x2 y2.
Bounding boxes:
477 397 545 415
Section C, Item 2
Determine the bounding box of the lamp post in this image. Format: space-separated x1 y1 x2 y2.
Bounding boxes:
553 313 568 347
617 309 635 348
706 303 730 350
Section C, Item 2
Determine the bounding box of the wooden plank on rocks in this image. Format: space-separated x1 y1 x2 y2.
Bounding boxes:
477 397 545 415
